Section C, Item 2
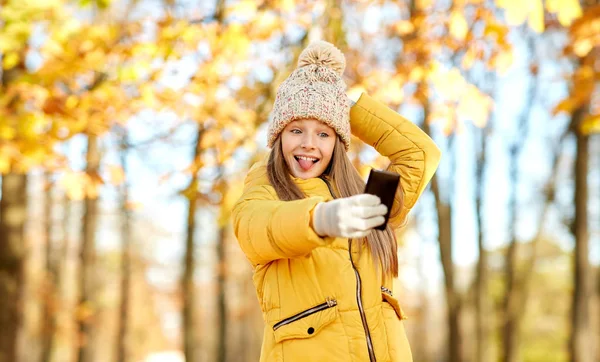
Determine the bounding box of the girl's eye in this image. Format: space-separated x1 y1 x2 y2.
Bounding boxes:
291 129 301 134
319 132 329 138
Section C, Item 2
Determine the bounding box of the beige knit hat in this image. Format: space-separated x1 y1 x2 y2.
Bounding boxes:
267 41 351 151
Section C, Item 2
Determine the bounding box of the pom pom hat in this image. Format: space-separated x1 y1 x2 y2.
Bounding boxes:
267 41 352 151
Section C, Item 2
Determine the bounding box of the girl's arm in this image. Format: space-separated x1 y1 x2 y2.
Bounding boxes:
350 93 442 228
232 183 335 267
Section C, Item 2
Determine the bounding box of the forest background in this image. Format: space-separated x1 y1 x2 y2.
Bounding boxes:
0 0 599 362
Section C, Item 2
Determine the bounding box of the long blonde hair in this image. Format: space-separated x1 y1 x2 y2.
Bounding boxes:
267 135 401 278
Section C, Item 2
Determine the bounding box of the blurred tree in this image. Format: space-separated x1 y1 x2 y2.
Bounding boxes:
489 235 572 362
214 176 228 362
115 127 132 362
0 173 27 362
501 34 540 362
548 2 598 361
0 0 64 359
40 172 59 362
473 83 493 362
77 133 100 362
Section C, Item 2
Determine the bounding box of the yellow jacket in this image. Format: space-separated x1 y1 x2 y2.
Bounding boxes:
232 93 441 361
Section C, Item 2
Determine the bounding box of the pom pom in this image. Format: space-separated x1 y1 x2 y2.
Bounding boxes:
297 41 346 75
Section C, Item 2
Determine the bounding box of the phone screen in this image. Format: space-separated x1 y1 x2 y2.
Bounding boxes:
364 169 400 231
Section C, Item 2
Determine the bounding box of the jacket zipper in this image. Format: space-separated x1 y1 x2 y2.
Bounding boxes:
320 177 377 362
273 298 337 331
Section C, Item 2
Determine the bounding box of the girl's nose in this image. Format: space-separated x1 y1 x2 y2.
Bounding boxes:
301 134 316 149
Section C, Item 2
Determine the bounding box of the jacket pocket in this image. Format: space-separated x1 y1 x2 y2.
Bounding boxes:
272 298 338 343
382 290 408 320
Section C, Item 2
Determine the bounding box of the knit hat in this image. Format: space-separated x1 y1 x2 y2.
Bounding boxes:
267 41 351 151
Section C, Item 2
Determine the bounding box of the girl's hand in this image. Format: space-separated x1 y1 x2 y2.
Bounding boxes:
311 194 387 238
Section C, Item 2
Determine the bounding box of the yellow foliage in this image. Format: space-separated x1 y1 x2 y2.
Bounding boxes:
179 179 198 201
60 171 87 200
429 103 455 135
496 0 583 32
409 67 425 83
496 0 543 31
252 12 283 39
278 0 295 13
200 128 221 149
484 23 509 42
449 11 468 41
457 85 493 128
217 178 244 228
76 301 95 322
392 20 415 36
0 124 17 140
2 52 20 69
125 201 142 211
108 165 125 186
461 47 477 69
580 114 600 135
373 75 405 105
347 85 367 102
0 156 9 174
86 171 103 199
547 0 582 26
488 49 513 74
573 38 594 57
229 0 258 17
552 99 572 116
429 63 467 101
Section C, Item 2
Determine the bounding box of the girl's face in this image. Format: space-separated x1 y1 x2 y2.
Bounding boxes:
281 119 336 179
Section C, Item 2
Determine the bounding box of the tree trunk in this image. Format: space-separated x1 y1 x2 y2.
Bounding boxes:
501 38 539 362
41 173 59 362
58 185 71 362
474 126 491 362
437 201 462 362
323 0 346 49
0 173 28 362
116 130 132 362
421 106 462 362
215 223 227 362
416 242 430 362
182 127 204 362
502 142 520 362
570 108 592 362
77 134 100 362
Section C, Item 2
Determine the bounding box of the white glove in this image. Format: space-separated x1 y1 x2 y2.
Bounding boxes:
312 194 387 239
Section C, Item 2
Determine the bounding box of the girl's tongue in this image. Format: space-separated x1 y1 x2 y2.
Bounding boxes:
297 158 315 171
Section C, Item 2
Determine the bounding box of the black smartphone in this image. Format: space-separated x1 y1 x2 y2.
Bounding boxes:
364 169 400 231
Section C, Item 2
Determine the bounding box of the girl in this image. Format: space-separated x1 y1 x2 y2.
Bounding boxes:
232 41 441 362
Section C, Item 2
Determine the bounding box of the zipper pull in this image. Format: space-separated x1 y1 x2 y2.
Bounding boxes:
326 297 337 307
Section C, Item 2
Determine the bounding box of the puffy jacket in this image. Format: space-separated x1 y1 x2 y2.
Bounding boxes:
232 93 441 361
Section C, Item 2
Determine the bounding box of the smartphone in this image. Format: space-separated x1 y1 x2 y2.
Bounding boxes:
364 169 400 231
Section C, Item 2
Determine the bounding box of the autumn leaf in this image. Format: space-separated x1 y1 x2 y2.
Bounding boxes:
552 98 578 116
108 165 125 185
547 0 582 26
60 171 87 200
2 52 20 69
0 155 10 174
496 0 544 32
449 11 468 41
457 85 493 128
580 114 600 135
86 171 104 199
125 201 142 210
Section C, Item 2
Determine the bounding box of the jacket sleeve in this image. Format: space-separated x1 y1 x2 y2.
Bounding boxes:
350 93 441 228
231 183 336 267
